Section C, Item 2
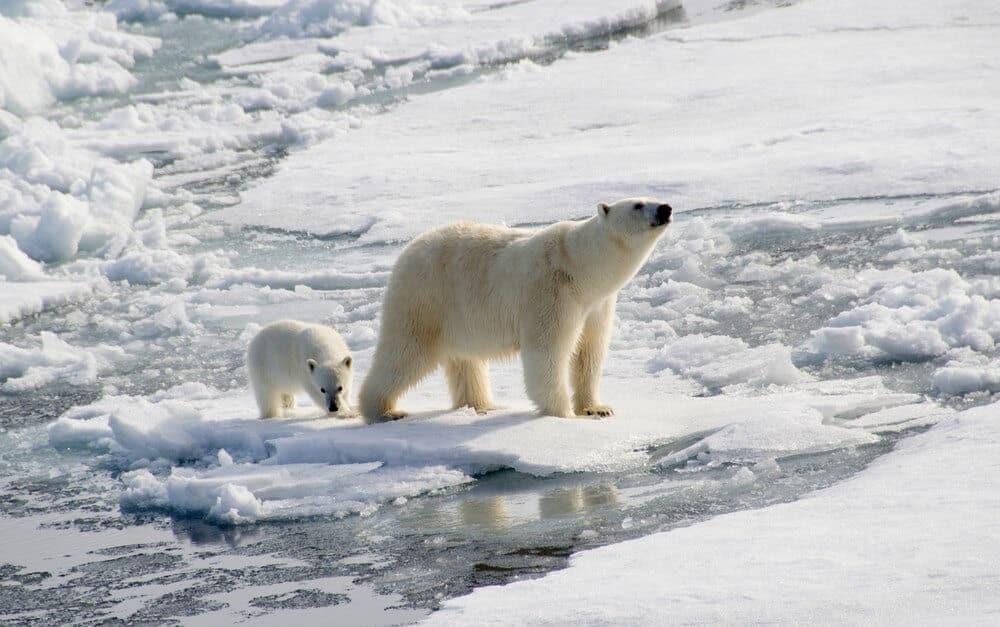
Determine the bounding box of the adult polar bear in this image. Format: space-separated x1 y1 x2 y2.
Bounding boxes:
360 198 673 423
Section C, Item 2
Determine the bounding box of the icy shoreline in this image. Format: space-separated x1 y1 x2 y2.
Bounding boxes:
428 401 1000 625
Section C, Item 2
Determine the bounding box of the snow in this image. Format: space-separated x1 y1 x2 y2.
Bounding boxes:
0 280 94 325
220 0 1000 240
802 268 1000 362
0 0 159 114
426 402 1000 625
1 116 154 263
260 0 469 38
933 351 1000 396
0 235 45 281
307 0 682 62
108 0 288 21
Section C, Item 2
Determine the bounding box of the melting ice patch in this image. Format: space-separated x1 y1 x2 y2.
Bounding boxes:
0 280 94 325
647 334 808 391
121 461 472 524
659 407 878 470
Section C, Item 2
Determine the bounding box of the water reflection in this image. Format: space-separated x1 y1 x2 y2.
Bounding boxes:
539 485 619 519
450 484 620 531
172 518 262 547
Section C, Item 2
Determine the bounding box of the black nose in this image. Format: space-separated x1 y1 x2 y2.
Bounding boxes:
655 203 672 226
329 401 338 412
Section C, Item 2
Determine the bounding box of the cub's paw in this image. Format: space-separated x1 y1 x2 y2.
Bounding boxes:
578 405 614 418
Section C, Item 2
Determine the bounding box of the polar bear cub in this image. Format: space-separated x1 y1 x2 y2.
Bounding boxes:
360 197 672 423
247 319 353 419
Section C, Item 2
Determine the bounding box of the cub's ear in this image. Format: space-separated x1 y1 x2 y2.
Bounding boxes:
598 203 610 216
343 356 352 368
307 359 317 372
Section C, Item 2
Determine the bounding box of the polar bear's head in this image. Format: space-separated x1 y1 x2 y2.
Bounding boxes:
306 356 353 414
597 197 672 239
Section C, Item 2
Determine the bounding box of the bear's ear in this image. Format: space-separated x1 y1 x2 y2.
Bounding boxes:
343 356 352 368
598 203 610 217
307 359 317 372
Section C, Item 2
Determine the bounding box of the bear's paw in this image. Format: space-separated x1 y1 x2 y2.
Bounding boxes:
577 405 614 418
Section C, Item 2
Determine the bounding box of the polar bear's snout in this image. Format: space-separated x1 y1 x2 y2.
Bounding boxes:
653 203 672 227
325 388 340 413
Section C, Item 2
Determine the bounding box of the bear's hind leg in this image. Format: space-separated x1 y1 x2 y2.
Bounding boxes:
446 359 495 413
282 394 296 409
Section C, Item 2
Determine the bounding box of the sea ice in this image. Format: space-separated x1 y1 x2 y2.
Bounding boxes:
0 0 159 113
802 268 1000 362
220 0 1000 240
0 331 127 392
1 117 154 264
47 372 932 524
426 402 1000 624
0 280 96 325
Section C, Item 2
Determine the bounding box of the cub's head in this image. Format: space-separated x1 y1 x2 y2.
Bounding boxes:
306 356 353 414
597 197 672 240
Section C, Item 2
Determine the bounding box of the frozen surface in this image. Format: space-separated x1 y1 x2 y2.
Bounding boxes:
47 375 918 523
220 0 1000 240
3 0 1000 622
428 402 1000 625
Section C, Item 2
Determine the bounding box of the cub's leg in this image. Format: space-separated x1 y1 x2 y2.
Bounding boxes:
572 298 615 417
446 359 495 413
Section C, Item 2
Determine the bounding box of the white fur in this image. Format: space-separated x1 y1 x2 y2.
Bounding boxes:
359 197 672 423
247 319 353 419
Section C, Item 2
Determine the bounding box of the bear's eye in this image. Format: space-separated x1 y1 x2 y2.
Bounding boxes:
633 203 644 210
320 388 326 394
337 386 343 393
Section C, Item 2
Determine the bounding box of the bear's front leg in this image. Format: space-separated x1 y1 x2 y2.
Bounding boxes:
521 311 581 418
572 298 615 417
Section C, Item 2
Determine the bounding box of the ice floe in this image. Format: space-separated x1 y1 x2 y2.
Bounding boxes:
0 280 95 325
47 372 930 523
0 331 127 392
